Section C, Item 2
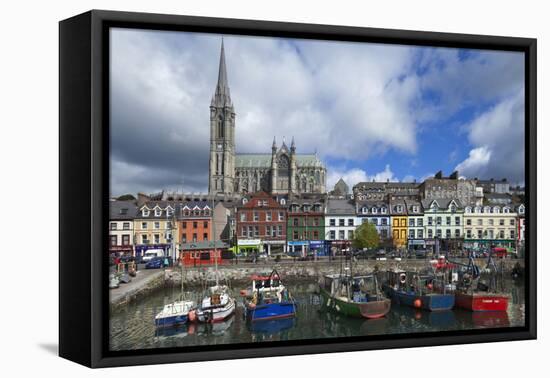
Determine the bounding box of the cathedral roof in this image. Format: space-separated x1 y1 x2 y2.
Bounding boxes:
235 153 324 168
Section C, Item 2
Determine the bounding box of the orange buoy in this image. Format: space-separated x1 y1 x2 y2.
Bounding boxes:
413 299 422 308
188 309 196 322
414 311 422 320
240 289 248 297
427 283 433 290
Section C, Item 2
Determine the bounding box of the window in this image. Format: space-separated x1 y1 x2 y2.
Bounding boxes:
372 207 378 214
142 222 147 229
241 227 246 237
110 235 117 246
278 211 284 221
417 218 423 227
418 229 423 239
488 219 494 226
166 208 174 217
280 199 286 205
436 229 442 238
293 218 299 227
122 235 130 245
362 218 368 224
110 222 117 230
329 230 335 240
454 217 460 226
510 230 515 239
203 221 208 228
339 219 345 227
412 205 419 213
142 235 148 244
348 230 353 239
348 219 354 226
446 216 451 226
265 225 271 236
494 207 500 214
192 233 198 242
339 230 345 240
477 230 483 239
154 222 160 229
455 229 460 238
266 212 272 221
381 229 388 238
499 230 505 239
240 212 246 222
278 225 283 236
154 208 162 217
372 218 379 226
254 226 259 237
396 205 403 212
313 217 320 226
381 207 387 214
445 229 451 239
428 217 433 226
329 218 336 226
381 218 388 226
193 221 198 229
466 219 472 226
503 207 510 214
409 229 415 238
253 212 259 221
436 217 442 226
488 230 494 239
154 234 160 244
203 233 208 240
400 219 406 227
362 207 367 214
466 230 472 238
182 234 187 243
293 230 299 240
510 219 515 226
123 222 130 230
314 231 319 239
499 219 504 226
477 219 483 226
428 229 433 238
409 218 415 227
142 209 150 217
518 206 525 215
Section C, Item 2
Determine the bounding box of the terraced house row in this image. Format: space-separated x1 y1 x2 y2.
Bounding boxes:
109 173 526 261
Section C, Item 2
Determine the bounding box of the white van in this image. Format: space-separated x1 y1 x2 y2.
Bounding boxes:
142 249 164 262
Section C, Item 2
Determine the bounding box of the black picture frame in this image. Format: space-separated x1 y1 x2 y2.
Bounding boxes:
59 9 537 368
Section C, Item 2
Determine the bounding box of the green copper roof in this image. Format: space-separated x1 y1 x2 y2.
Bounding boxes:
235 154 324 168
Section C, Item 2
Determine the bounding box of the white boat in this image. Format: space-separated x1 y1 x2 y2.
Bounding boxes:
154 300 195 328
196 285 236 323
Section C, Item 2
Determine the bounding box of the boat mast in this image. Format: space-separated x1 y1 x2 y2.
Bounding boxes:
212 195 219 287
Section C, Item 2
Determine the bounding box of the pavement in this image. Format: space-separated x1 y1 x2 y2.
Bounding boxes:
109 268 165 304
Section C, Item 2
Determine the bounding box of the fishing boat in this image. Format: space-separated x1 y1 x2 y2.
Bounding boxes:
319 270 391 319
382 270 455 311
154 300 195 328
453 252 509 312
196 284 236 323
242 269 297 322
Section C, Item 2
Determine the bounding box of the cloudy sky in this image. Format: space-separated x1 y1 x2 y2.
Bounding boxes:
109 28 525 196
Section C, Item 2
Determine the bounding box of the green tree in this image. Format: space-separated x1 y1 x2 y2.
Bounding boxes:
116 194 136 201
353 222 380 250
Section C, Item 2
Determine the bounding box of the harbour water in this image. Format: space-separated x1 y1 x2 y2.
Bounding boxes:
109 278 525 351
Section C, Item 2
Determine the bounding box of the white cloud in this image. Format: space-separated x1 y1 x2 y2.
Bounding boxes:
454 91 525 183
327 164 397 190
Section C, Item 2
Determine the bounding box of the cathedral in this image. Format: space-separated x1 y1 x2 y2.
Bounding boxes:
208 40 326 196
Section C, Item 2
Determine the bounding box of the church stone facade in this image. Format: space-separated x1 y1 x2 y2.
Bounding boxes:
208 41 326 196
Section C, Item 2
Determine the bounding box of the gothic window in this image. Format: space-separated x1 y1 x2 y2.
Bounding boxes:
218 115 224 138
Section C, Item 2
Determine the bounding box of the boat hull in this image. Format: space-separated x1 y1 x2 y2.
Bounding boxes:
197 298 236 323
320 287 391 319
384 286 454 311
455 292 508 312
154 314 188 328
246 301 296 322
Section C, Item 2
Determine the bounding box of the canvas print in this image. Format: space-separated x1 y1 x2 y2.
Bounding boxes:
108 27 526 351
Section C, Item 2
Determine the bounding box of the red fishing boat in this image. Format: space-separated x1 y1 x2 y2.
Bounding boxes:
453 252 509 312
455 292 508 311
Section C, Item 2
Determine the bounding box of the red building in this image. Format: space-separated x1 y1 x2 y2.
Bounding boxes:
236 192 287 255
179 240 229 267
177 201 212 245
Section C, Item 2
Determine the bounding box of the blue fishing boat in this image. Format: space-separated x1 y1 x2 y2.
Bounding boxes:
242 269 297 322
382 270 454 312
154 300 195 328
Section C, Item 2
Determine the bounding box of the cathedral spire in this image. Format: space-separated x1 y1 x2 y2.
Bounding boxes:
211 38 232 108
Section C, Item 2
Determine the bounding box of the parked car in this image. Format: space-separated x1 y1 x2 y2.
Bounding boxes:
145 256 173 269
414 249 428 259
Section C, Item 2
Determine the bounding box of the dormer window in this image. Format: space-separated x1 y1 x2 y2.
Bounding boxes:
372 207 378 214
362 207 367 214
493 207 500 214
474 206 481 213
381 207 387 214
465 207 471 213
484 206 491 213
503 207 510 214
154 207 162 217
396 205 403 212
518 205 525 214
242 198 248 205
412 205 419 213
280 198 286 205
142 208 150 217
166 207 174 217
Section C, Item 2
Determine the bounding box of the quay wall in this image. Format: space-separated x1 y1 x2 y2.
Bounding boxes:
165 258 524 286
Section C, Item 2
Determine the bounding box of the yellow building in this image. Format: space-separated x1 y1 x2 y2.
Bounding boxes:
133 202 177 259
463 204 517 252
390 198 408 249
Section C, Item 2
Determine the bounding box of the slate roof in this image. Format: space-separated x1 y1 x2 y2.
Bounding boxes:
109 200 138 220
179 240 228 251
421 198 464 210
326 199 356 215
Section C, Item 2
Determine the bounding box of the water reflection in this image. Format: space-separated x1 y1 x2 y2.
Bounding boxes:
110 278 524 351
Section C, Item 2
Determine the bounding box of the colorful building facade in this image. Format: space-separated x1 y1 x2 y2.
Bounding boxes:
134 202 176 258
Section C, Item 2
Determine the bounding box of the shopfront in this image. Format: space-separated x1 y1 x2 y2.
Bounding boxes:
287 241 309 256
134 244 171 259
263 240 286 255
237 239 262 256
309 240 329 256
407 239 426 251
463 239 516 253
327 240 351 256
